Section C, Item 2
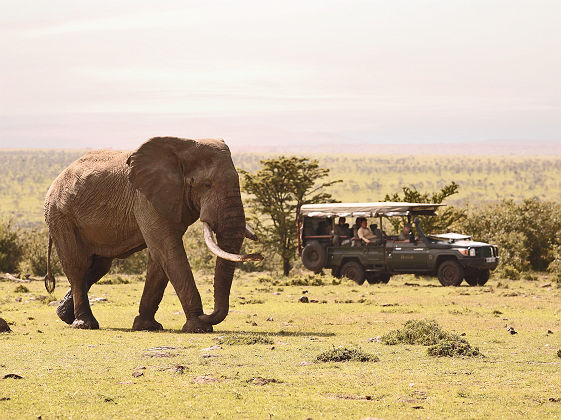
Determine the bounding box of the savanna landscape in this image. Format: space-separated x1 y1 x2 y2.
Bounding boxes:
0 150 560 419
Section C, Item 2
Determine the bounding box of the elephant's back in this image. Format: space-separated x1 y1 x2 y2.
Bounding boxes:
44 150 134 223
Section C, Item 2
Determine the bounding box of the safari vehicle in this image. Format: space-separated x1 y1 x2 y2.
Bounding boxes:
297 202 499 286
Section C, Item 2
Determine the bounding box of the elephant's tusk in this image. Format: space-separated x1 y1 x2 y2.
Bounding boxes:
202 222 264 262
244 225 259 241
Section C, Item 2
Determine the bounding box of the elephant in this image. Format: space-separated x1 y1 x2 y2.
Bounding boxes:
43 136 262 333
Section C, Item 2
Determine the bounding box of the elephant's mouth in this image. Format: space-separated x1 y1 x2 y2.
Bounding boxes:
202 222 263 262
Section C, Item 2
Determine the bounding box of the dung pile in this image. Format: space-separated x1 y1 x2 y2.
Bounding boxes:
382 319 481 357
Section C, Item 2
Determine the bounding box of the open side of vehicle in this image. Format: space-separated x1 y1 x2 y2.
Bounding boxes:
298 202 499 286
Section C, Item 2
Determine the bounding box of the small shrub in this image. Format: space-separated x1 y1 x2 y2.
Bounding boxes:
0 220 23 273
557 349 561 358
499 265 520 280
14 285 29 293
427 339 480 357
110 250 148 274
18 228 62 276
316 346 379 363
98 275 130 285
218 333 273 345
381 319 458 346
522 272 538 281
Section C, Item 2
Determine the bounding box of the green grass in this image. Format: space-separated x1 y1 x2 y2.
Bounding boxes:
1 271 560 419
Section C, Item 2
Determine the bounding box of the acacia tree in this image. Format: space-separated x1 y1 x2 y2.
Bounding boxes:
240 156 340 276
384 182 466 234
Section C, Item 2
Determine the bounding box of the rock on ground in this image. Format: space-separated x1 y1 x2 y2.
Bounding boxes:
0 318 11 333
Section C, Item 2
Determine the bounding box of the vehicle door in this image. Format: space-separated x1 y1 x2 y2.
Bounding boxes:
387 242 430 271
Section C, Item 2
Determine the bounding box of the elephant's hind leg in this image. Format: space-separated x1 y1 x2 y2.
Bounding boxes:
57 256 113 325
132 252 168 331
52 229 100 329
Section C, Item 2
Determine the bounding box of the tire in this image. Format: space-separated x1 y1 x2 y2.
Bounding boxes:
437 259 464 287
340 261 366 285
302 241 327 273
465 268 490 286
366 272 391 284
379 273 391 284
477 269 490 286
464 269 479 286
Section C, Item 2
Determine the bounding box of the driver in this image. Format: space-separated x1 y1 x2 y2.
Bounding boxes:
397 223 413 242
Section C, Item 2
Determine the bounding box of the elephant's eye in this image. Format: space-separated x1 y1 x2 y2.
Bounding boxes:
204 182 212 189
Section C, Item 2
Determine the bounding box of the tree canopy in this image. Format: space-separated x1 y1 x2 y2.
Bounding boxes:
240 156 340 275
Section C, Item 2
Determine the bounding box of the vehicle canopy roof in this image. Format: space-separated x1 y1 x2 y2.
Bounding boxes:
299 202 445 218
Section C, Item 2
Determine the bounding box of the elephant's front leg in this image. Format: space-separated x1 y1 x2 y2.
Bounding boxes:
132 252 168 331
148 238 212 333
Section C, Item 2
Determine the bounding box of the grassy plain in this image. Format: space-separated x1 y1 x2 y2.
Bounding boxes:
1 150 561 226
1 272 560 419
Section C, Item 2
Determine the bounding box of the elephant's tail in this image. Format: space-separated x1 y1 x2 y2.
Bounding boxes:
44 235 56 293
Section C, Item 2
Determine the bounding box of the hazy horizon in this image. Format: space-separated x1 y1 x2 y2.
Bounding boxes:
1 1 560 150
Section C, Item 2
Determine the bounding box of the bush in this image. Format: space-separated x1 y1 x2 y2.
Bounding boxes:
110 250 148 274
217 333 273 345
14 285 29 293
427 339 480 357
18 228 62 276
457 199 561 272
381 319 458 346
316 346 379 363
382 319 482 357
98 275 130 285
499 265 520 280
0 220 23 273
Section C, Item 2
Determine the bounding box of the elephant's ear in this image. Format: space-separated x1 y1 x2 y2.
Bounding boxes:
127 137 193 224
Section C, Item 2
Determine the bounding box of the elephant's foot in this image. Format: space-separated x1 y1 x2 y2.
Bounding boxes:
72 316 99 330
56 292 75 325
182 318 213 333
132 316 163 331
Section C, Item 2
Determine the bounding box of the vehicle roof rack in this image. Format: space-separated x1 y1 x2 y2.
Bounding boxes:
300 202 445 217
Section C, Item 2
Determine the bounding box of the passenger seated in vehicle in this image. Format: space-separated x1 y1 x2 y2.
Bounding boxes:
332 217 350 245
369 223 384 243
396 223 414 242
358 219 380 244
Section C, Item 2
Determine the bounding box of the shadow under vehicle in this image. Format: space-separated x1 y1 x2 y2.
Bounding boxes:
297 202 499 286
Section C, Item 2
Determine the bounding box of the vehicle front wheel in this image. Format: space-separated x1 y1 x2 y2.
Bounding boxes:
464 269 479 286
465 268 490 286
340 261 366 285
437 260 464 287
477 269 490 286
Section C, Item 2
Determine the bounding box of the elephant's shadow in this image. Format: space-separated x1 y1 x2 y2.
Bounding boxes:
103 327 336 337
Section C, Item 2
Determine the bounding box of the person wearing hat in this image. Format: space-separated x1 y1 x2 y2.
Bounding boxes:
397 223 413 242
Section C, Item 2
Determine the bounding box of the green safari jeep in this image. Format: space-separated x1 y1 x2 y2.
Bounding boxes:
298 202 499 286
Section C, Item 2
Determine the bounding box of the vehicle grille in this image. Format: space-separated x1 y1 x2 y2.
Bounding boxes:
476 247 492 258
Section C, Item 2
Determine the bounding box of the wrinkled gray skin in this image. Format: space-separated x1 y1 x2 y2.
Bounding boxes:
45 137 248 332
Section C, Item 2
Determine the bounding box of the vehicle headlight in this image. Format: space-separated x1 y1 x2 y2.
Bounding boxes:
458 248 469 256
469 248 476 257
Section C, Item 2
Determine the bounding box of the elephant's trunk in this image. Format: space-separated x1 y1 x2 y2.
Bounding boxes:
199 193 254 326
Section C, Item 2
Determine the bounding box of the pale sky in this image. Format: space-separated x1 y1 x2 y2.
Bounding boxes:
1 0 560 150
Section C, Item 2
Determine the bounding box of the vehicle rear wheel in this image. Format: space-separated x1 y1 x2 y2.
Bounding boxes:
437 260 464 287
366 272 391 284
302 241 327 273
340 261 365 285
477 269 490 286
